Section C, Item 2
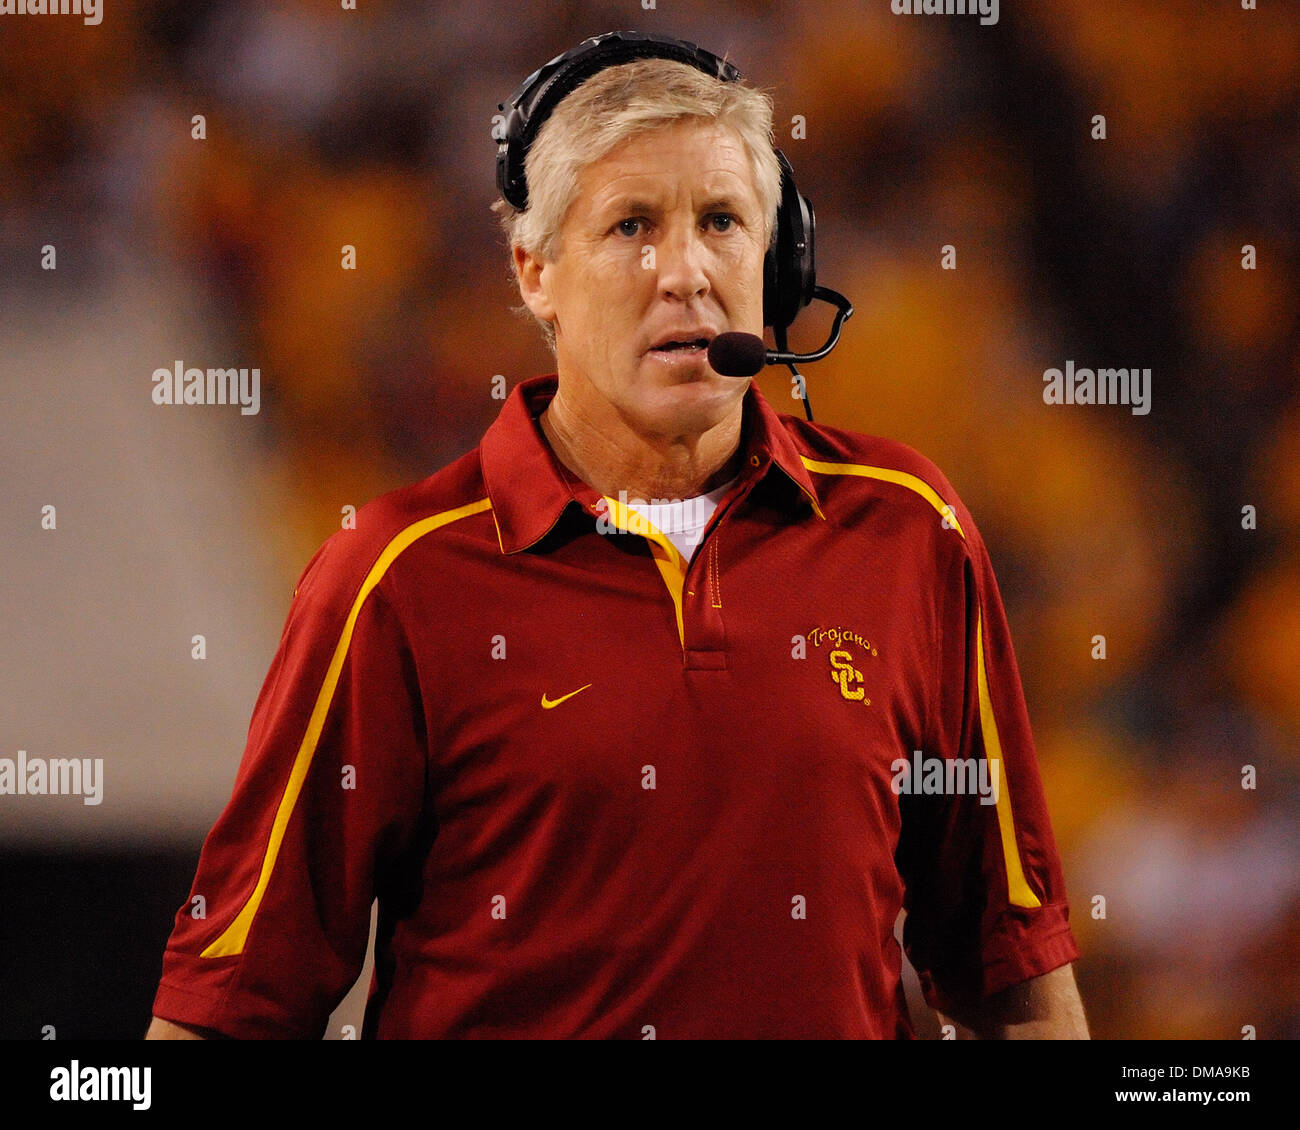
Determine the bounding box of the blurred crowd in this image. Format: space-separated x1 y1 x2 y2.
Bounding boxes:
1 0 1297 1038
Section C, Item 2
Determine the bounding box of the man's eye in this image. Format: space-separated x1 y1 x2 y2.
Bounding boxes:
708 214 736 232
614 218 643 237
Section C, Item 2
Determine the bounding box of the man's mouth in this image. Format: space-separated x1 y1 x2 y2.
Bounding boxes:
647 337 711 358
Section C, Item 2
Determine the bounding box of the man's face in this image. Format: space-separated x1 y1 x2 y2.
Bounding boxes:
516 119 768 437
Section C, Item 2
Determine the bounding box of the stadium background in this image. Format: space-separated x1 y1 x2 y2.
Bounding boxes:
1 0 1297 1039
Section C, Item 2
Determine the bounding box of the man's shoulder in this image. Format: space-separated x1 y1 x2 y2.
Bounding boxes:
776 412 967 528
291 446 489 607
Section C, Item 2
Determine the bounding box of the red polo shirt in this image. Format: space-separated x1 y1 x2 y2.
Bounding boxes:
152 373 1079 1039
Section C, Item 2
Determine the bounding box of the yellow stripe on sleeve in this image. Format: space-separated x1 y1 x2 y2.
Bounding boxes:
975 609 1041 909
201 496 492 958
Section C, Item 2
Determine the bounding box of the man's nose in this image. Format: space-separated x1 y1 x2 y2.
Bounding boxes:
654 223 710 301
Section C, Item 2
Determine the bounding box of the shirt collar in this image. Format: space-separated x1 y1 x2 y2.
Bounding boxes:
480 373 825 555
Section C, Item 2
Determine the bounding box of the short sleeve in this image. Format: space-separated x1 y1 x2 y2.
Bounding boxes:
896 504 1079 1015
151 544 430 1038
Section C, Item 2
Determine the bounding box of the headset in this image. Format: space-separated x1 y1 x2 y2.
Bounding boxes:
495 30 853 421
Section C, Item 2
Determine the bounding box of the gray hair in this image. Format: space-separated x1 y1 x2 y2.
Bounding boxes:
492 57 782 353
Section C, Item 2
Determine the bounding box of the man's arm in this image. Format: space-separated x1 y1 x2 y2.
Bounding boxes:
144 1016 224 1040
936 963 1089 1039
148 547 428 1038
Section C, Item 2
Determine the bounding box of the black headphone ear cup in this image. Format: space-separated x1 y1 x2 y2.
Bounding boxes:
762 242 780 329
765 149 816 331
795 191 816 312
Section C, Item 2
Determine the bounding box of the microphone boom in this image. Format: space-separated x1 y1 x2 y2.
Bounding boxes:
706 286 854 377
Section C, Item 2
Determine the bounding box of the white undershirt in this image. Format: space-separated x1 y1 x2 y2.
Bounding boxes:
621 473 740 562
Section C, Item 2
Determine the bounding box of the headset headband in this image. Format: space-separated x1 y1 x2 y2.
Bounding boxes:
497 31 741 211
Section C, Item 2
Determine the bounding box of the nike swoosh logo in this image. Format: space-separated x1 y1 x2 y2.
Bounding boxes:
541 683 593 709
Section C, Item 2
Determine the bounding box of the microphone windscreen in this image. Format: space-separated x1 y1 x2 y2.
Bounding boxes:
708 332 768 377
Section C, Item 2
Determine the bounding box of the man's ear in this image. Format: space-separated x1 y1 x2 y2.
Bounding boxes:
513 244 557 324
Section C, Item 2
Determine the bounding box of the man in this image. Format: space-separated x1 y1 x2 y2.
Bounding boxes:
147 41 1086 1039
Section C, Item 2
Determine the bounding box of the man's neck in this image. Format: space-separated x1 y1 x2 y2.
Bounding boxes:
537 382 745 501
